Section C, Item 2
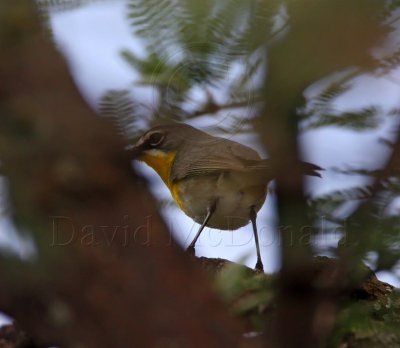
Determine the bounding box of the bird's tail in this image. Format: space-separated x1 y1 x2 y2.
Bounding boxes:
298 161 323 178
244 159 323 180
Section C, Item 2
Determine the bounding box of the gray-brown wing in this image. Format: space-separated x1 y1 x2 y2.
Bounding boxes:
171 137 263 181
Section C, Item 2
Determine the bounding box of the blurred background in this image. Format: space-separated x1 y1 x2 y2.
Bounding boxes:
1 1 400 345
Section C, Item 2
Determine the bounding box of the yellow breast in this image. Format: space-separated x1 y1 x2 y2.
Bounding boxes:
138 150 186 212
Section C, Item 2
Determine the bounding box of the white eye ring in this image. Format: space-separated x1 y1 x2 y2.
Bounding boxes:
148 132 164 147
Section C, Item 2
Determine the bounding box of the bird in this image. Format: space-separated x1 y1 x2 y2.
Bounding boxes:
130 123 322 271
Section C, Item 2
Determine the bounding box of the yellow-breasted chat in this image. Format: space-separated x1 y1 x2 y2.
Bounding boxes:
130 123 322 271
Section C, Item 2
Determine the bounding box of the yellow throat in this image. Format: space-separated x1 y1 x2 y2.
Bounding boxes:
138 150 185 212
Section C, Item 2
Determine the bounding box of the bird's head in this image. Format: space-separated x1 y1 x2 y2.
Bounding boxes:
130 123 202 159
130 123 204 183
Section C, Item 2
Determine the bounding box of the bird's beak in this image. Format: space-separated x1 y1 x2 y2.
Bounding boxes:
128 142 147 159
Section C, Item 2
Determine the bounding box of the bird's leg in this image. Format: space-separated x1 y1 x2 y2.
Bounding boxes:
250 206 264 272
186 201 217 255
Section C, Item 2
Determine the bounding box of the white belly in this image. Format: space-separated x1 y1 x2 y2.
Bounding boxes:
175 172 268 230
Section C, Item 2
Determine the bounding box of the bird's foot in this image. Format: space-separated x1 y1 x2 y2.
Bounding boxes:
186 245 196 256
254 261 264 273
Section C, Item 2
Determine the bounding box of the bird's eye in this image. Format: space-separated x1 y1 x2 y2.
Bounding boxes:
148 132 164 147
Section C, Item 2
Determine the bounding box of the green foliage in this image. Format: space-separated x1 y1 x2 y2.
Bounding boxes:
386 0 400 13
310 174 400 272
213 262 275 330
306 107 382 130
127 0 279 61
109 0 284 130
329 290 400 347
99 90 141 140
211 260 400 345
95 0 399 146
379 46 400 74
311 186 374 219
36 0 110 12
